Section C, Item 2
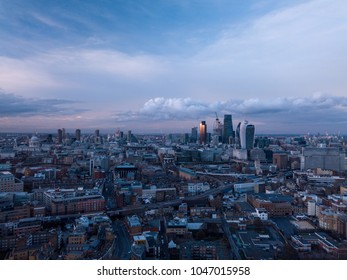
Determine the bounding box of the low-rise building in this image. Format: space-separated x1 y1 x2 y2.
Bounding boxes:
248 194 293 217
0 171 23 192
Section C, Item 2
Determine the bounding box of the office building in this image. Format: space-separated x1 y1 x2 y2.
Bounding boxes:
75 129 81 141
57 129 63 144
191 127 198 143
199 121 207 145
223 114 234 144
0 171 24 192
273 153 289 170
301 147 346 172
240 120 255 150
235 122 241 148
43 188 105 215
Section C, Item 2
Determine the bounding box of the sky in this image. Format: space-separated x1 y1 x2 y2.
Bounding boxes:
1 0 347 135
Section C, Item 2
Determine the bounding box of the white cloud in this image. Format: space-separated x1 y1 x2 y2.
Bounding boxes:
0 48 168 100
31 13 67 29
113 93 347 133
1 0 347 134
185 0 347 99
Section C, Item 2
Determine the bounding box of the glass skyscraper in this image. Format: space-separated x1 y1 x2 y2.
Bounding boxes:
199 121 207 144
223 114 234 144
240 120 255 150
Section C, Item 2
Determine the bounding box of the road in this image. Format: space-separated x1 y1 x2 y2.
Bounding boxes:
221 215 242 260
112 220 132 259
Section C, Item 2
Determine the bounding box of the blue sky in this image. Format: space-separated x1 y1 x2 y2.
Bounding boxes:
1 0 347 134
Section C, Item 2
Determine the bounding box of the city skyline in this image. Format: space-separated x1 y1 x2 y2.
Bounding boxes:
1 0 347 134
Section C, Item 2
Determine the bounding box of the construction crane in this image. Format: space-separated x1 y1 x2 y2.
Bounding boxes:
213 112 223 138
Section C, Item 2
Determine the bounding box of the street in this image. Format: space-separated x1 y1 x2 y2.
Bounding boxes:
112 220 132 259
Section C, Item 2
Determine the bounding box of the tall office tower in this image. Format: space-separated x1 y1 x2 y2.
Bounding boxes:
94 129 101 144
75 129 81 141
223 114 234 144
199 121 207 144
191 127 198 143
127 130 132 142
57 129 63 144
62 128 66 140
235 122 241 148
240 120 255 150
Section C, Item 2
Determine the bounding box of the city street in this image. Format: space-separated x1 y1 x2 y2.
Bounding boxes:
112 220 132 259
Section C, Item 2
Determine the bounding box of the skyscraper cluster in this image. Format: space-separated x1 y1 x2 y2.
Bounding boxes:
194 114 255 151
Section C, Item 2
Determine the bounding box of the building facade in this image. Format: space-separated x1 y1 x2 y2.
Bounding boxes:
240 120 255 150
199 121 207 145
0 171 24 192
223 114 234 144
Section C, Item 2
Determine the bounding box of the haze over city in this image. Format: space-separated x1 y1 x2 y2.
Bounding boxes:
1 0 347 134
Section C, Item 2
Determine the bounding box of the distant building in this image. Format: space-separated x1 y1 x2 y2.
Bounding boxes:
240 120 255 150
43 188 105 215
57 129 63 144
253 208 268 220
301 147 346 172
307 200 316 216
179 167 197 180
191 244 217 260
234 182 260 193
223 114 234 144
75 129 81 141
167 218 188 236
318 209 338 232
187 182 210 195
248 194 293 217
233 149 248 160
199 121 207 145
235 122 241 148
126 215 142 236
0 171 24 192
95 129 101 144
273 153 289 170
191 127 198 143
115 163 138 179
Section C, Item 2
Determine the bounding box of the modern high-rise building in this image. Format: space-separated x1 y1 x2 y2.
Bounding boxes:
223 114 234 144
62 128 66 140
95 129 100 138
57 129 63 144
240 120 255 150
75 129 81 141
235 122 241 148
199 121 207 144
94 129 101 144
191 127 198 143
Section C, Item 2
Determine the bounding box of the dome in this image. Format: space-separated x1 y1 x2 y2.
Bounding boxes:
30 136 39 142
29 135 40 148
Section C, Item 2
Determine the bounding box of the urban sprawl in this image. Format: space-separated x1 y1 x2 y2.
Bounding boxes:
1 115 347 260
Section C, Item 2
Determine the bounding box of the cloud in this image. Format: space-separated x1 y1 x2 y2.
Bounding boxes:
0 48 168 100
0 91 88 117
113 93 347 129
31 13 67 30
186 0 347 99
